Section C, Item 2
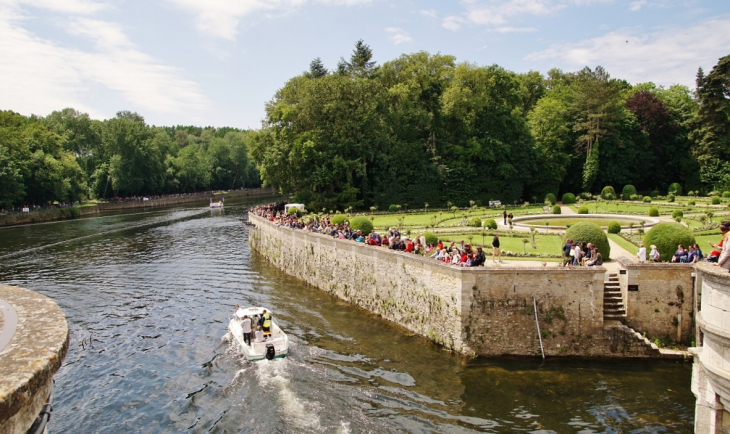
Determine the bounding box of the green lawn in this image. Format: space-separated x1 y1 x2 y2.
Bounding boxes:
608 233 640 254
521 217 641 227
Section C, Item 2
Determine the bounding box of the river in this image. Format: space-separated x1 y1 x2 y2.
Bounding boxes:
0 198 695 433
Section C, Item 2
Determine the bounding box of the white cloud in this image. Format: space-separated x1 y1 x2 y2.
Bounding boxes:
11 0 108 14
384 27 412 44
526 16 730 87
165 0 371 40
442 15 465 31
629 0 646 11
0 5 210 120
493 26 538 33
420 8 438 19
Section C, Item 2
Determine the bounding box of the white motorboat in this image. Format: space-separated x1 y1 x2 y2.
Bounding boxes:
228 306 288 361
210 199 223 209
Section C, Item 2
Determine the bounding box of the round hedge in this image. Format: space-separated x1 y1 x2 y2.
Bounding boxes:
650 190 659 198
601 186 616 200
469 217 482 227
672 209 683 219
424 232 438 246
565 222 611 259
643 196 651 203
712 196 721 204
648 207 659 217
643 222 695 262
607 221 621 234
723 191 730 198
667 194 675 202
545 193 557 205
552 205 561 214
350 216 373 234
578 206 589 214
562 193 576 204
689 200 696 206
330 214 348 225
621 185 636 200
483 218 498 230
388 204 398 213
668 183 682 196
579 192 592 200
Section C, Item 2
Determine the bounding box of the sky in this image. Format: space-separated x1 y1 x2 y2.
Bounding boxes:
0 0 728 129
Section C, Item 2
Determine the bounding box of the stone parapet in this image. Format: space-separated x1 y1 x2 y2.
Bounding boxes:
0 285 69 434
691 262 730 434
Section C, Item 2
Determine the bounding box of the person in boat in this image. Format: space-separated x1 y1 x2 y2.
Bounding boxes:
254 326 265 342
261 310 272 336
241 314 252 346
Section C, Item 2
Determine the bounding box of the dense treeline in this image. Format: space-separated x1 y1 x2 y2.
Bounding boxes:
252 41 730 211
0 109 261 208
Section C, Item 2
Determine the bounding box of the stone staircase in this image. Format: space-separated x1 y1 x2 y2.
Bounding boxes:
603 273 626 322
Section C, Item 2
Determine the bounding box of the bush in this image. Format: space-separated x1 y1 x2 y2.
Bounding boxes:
330 214 348 225
712 196 721 204
650 190 659 199
672 209 683 219
668 183 682 196
667 194 675 203
579 192 592 200
643 196 651 203
621 185 636 200
469 217 482 227
648 207 659 217
561 193 576 204
565 222 611 259
552 205 561 214
483 218 498 230
601 186 616 200
723 191 730 198
545 193 557 205
349 216 373 234
424 232 438 246
643 222 696 262
578 206 589 214
286 207 299 215
688 200 696 206
388 204 398 213
607 221 621 234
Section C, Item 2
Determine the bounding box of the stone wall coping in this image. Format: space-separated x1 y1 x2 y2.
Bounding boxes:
616 256 697 269
249 213 606 275
0 285 69 433
695 261 730 281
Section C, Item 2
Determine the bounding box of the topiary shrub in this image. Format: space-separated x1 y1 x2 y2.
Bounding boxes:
424 232 438 246
648 207 659 217
643 196 651 203
672 209 683 219
565 222 611 259
552 205 561 214
688 200 696 206
578 206 589 214
330 214 348 225
621 185 636 200
712 196 721 204
723 191 730 198
562 193 576 204
469 217 482 227
667 194 675 202
545 193 557 205
643 222 696 262
650 190 659 199
579 192 592 200
388 204 398 213
607 221 621 234
350 216 373 234
668 183 682 196
483 218 498 230
601 186 616 200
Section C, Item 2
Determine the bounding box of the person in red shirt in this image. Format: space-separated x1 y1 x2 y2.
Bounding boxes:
404 238 414 252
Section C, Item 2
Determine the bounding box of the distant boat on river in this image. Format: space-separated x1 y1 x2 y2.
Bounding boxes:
210 197 224 208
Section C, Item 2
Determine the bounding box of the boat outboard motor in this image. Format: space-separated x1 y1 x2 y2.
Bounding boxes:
265 344 276 360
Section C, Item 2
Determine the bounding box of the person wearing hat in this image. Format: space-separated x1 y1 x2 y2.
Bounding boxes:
649 244 660 262
636 243 647 263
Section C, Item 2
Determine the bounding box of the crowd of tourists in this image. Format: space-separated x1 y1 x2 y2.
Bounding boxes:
250 203 504 267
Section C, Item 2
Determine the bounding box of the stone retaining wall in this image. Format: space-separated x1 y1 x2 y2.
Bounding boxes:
249 213 663 357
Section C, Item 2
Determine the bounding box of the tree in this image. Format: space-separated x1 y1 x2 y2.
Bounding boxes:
344 40 377 77
306 57 328 78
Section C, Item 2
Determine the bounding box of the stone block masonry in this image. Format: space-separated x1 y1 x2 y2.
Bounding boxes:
249 213 664 358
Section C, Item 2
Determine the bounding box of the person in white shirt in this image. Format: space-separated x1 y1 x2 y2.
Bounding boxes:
254 326 265 342
241 315 252 346
636 243 647 263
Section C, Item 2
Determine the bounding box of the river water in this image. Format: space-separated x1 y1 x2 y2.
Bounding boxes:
0 198 695 433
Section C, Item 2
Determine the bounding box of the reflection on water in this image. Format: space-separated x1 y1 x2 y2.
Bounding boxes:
0 199 694 433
